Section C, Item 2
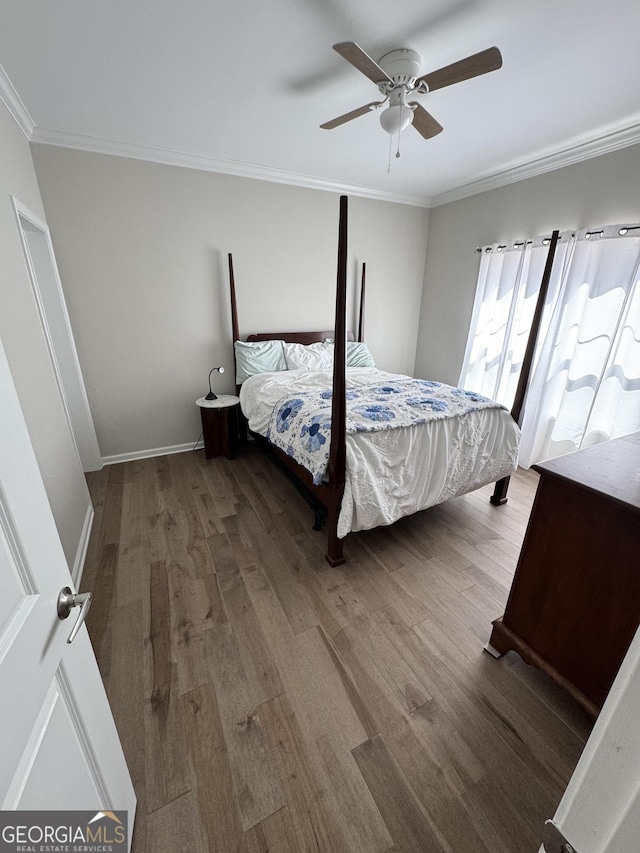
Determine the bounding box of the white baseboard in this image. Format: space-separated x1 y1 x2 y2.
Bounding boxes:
102 439 204 466
72 502 95 587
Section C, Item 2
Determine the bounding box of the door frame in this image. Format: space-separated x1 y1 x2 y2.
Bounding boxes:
11 197 102 473
542 623 640 851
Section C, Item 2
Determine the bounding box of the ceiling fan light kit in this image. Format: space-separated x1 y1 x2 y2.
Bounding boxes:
321 42 502 147
377 51 420 137
379 102 414 135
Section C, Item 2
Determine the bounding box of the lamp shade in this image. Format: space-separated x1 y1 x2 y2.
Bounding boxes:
379 104 414 135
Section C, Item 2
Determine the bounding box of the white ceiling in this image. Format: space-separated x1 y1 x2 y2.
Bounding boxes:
1 0 640 207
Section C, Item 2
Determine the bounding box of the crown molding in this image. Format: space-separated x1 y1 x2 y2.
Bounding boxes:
0 63 35 139
29 126 432 208
13 86 640 210
431 114 640 207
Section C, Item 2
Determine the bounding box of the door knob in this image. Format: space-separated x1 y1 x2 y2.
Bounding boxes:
57 586 93 644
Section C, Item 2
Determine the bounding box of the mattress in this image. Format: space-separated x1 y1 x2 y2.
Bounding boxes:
240 367 521 537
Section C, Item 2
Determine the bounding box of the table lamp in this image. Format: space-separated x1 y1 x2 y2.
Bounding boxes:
205 366 225 400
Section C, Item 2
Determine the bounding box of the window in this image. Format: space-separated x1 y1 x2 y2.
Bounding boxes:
460 226 640 467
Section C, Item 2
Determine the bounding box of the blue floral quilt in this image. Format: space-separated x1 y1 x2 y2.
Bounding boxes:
265 378 505 485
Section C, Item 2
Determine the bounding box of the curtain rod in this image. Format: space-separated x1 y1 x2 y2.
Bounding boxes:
584 225 640 239
476 224 639 254
475 238 544 254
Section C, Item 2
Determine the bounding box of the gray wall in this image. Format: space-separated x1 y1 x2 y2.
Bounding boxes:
31 145 430 459
0 104 91 568
415 143 640 386
6 99 638 565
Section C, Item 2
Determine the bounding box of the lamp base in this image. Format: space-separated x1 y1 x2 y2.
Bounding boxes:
204 391 218 400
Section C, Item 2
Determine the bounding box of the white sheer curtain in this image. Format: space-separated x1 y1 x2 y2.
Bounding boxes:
458 232 574 411
519 225 640 466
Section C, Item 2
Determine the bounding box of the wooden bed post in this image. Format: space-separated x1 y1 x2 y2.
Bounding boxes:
228 252 248 442
358 262 366 343
228 253 242 397
490 229 560 506
228 253 240 345
325 196 348 566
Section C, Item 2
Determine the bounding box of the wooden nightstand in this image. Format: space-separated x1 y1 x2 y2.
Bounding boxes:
196 395 241 460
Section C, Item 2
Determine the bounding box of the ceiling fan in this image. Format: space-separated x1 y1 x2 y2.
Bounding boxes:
320 42 502 141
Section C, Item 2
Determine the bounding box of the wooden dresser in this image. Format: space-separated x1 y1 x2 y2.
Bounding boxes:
487 432 640 718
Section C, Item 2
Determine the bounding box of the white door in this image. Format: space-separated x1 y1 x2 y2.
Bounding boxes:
542 624 640 852
0 336 135 840
11 197 102 473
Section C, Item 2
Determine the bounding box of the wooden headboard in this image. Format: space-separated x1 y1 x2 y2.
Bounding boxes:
246 331 354 344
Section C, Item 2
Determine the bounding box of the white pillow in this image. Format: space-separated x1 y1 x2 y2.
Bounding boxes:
234 340 287 383
283 341 333 371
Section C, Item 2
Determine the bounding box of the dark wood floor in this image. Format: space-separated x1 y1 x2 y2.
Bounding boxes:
84 444 592 853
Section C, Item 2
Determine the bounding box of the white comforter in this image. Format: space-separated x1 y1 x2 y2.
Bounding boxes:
240 368 520 537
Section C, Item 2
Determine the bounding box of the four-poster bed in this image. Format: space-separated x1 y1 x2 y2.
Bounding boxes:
226 196 555 566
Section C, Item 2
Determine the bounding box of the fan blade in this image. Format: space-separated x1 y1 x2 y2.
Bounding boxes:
417 46 502 92
333 42 392 85
320 101 384 129
408 103 444 139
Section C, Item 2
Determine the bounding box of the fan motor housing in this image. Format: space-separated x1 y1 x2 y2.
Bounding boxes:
378 49 422 86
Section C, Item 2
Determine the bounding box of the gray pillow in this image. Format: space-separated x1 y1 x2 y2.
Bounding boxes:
234 340 287 383
323 340 376 368
346 342 375 367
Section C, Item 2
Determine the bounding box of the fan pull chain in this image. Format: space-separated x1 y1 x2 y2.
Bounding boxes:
387 129 403 171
